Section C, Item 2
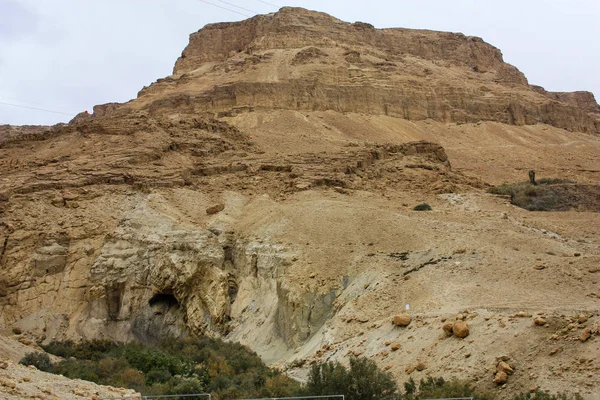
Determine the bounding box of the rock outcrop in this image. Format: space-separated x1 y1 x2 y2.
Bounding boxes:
147 7 600 133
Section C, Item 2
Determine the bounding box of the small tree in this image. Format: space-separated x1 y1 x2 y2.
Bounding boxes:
347 357 397 400
306 357 397 400
306 360 349 396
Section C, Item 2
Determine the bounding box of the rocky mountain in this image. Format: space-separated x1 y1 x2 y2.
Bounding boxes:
1 7 599 399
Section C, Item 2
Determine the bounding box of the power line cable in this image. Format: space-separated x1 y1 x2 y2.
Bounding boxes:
212 0 259 15
197 0 253 17
250 0 279 8
2 97 73 111
0 101 75 116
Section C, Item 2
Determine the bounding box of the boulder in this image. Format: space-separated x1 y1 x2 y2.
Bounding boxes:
497 361 514 375
206 203 225 215
493 371 508 385
534 317 546 326
393 314 412 327
579 328 592 342
442 322 454 336
452 321 470 338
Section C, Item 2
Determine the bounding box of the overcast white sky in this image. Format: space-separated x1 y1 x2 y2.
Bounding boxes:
1 0 598 126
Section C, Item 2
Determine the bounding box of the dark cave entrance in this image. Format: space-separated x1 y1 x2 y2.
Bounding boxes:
149 293 179 310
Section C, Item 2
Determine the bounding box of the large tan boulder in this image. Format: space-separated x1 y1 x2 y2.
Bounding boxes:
452 321 470 338
579 328 592 342
494 371 508 385
393 314 412 327
206 203 225 215
442 322 454 336
497 361 514 375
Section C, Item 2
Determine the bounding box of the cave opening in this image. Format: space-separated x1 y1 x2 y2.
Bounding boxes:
149 293 179 309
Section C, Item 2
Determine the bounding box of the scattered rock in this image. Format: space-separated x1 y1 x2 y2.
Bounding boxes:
579 328 592 342
497 361 514 375
405 365 415 374
393 314 412 327
51 196 64 207
533 317 546 326
415 361 426 371
295 182 311 190
493 371 508 385
529 385 540 393
206 203 225 215
11 326 21 335
391 343 401 351
442 322 454 336
515 312 532 318
0 361 8 369
0 377 17 388
452 321 470 338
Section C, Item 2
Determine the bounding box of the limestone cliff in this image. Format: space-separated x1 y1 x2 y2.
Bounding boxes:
150 7 599 133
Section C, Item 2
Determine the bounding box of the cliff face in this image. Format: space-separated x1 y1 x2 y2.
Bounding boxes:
174 7 521 81
1 7 600 399
157 7 599 134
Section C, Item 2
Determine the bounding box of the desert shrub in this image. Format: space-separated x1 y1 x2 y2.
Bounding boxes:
145 369 172 385
42 337 301 398
306 357 397 400
413 203 432 211
401 376 490 399
488 181 576 211
43 340 76 358
511 389 584 400
537 178 575 185
116 368 146 392
19 352 53 372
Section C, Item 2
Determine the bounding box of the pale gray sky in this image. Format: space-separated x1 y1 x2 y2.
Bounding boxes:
1 0 598 125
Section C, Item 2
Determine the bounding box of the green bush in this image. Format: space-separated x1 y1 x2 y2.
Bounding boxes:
306 357 397 400
401 376 490 400
537 178 575 185
413 203 432 211
488 180 578 211
19 352 53 372
41 337 301 399
511 389 583 400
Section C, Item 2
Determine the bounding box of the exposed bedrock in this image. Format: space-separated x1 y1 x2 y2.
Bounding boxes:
146 81 600 134
0 195 337 351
